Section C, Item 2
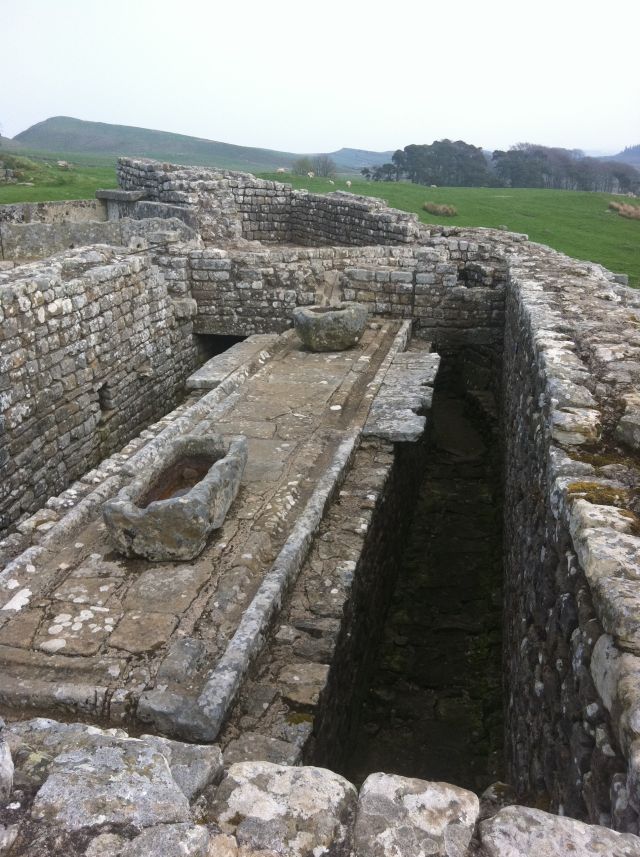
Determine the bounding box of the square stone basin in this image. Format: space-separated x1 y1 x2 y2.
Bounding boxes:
292 302 368 352
103 434 247 561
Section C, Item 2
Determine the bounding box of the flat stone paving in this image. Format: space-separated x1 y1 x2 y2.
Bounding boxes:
0 322 401 726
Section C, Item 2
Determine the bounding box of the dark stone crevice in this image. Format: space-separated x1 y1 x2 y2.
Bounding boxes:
340 350 505 791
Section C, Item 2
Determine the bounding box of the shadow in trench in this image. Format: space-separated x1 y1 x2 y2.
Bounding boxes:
343 357 504 791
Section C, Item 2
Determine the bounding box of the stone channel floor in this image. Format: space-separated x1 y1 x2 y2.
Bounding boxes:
0 322 400 727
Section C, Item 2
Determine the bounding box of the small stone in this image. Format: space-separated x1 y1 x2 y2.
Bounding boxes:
0 824 19 854
223 733 301 767
0 727 14 801
278 663 329 707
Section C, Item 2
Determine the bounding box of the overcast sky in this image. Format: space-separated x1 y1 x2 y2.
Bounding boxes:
2 0 639 155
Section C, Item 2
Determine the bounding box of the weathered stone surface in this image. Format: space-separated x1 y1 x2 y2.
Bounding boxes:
0 242 205 534
223 732 301 766
292 303 368 352
121 823 210 856
84 833 126 856
354 773 479 857
0 721 13 802
479 805 640 856
140 734 224 800
5 719 127 789
364 350 440 442
186 335 279 390
108 610 178 653
278 662 330 707
4 158 640 856
0 824 19 853
103 434 248 561
30 733 190 830
210 762 357 857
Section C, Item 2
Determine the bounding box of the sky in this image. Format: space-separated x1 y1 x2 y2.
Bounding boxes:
2 0 639 155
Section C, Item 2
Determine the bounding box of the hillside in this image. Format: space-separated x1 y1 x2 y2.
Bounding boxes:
608 144 640 167
329 147 394 170
10 116 392 174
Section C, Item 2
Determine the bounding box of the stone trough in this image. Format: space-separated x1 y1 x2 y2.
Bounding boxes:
292 301 368 352
102 433 247 561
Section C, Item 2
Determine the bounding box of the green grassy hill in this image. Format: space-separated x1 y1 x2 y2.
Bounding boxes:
9 116 392 174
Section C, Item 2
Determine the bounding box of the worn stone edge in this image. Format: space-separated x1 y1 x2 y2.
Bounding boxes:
137 321 415 741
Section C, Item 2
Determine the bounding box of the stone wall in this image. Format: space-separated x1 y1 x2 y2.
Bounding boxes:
0 215 196 262
0 199 106 224
290 191 419 246
115 158 423 248
188 241 506 345
116 157 289 244
500 238 640 832
0 245 204 532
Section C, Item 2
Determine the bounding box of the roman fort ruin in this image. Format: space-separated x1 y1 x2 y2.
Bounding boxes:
1 159 640 855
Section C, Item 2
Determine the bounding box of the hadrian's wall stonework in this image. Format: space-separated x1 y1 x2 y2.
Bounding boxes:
115 157 421 246
0 243 204 531
500 240 640 830
172 241 506 350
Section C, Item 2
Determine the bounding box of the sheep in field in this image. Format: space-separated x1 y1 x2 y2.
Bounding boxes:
307 171 315 178
329 180 335 185
346 180 352 189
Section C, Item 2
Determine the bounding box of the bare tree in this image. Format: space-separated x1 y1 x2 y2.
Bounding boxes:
311 155 337 178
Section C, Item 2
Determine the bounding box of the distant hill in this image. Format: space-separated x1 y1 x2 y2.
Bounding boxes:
329 147 394 170
10 116 392 174
607 145 640 168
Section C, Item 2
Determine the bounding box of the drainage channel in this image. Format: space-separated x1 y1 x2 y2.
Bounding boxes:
341 352 504 791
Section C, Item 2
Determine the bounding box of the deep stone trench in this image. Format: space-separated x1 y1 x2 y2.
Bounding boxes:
341 349 505 791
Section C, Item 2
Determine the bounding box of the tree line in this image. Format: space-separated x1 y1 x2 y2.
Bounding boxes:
362 140 639 194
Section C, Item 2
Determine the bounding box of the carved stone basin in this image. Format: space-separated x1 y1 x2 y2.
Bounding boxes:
292 302 368 352
102 434 247 561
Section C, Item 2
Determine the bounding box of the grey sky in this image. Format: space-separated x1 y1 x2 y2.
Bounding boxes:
2 0 639 154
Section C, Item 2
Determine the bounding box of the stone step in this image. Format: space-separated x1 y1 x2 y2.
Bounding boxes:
186 334 279 390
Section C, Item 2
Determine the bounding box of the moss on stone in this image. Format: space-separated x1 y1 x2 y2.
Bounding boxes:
566 481 632 507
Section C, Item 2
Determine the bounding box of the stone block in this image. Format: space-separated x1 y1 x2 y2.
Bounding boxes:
479 805 640 856
354 773 479 857
211 762 357 857
30 733 190 831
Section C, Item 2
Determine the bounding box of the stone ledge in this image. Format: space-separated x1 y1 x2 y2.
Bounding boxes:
2 725 638 857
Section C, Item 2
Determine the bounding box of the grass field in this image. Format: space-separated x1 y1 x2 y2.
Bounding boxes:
0 150 117 203
260 174 640 287
1 151 637 287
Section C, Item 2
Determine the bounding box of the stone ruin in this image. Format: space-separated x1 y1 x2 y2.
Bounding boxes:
1 158 640 855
